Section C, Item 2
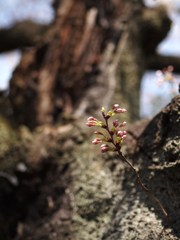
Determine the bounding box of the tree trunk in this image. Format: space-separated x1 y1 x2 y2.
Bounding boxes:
0 1 179 240
8 0 171 128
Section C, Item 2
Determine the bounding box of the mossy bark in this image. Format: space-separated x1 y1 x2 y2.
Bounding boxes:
0 1 179 240
1 96 179 240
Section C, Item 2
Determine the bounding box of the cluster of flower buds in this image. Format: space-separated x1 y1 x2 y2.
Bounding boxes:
86 105 169 222
86 104 127 153
156 65 175 84
101 104 127 118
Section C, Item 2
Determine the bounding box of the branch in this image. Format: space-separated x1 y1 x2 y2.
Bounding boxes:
147 54 180 73
0 20 49 53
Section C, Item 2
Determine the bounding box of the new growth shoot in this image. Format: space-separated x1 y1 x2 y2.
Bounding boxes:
86 104 169 231
86 104 127 153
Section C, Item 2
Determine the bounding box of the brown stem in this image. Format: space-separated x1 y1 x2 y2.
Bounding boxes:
117 150 169 220
102 112 169 222
100 112 173 240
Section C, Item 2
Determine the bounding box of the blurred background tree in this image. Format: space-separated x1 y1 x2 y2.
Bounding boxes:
0 1 180 239
1 0 179 128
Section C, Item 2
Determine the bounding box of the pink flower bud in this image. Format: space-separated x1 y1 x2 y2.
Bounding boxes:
112 104 120 109
117 130 123 137
86 121 97 127
117 130 127 140
92 138 102 144
121 135 127 139
100 144 109 153
120 121 126 127
101 144 107 148
114 108 127 113
113 119 119 127
86 116 103 127
87 116 97 121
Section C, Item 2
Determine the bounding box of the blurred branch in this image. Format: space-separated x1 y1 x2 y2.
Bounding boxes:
0 20 49 53
147 54 180 73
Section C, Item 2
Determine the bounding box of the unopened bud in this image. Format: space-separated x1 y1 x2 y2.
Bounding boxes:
92 138 102 144
112 104 120 109
101 107 106 113
113 119 119 127
120 121 126 127
117 130 123 137
87 116 97 121
100 144 109 153
114 108 127 113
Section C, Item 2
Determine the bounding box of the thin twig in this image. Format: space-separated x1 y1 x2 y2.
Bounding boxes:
117 150 169 220
87 106 172 239
103 112 170 224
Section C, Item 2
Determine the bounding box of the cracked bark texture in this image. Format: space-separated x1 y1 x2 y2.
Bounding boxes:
0 0 179 239
7 0 172 128
0 96 179 240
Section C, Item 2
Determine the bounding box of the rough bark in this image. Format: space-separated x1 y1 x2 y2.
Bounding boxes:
0 1 179 240
8 0 172 128
0 96 179 240
0 21 49 52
